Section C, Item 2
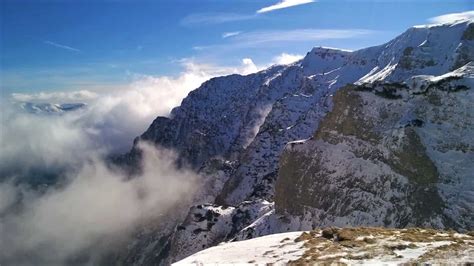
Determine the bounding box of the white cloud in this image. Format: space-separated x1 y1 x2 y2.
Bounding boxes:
193 28 374 51
257 0 315 14
227 28 374 48
0 142 199 264
0 51 307 263
0 104 97 175
6 58 260 154
123 57 259 117
272 53 303 65
0 182 17 214
44 41 81 52
222 31 242 38
0 55 266 263
428 10 474 24
241 58 260 74
181 13 255 26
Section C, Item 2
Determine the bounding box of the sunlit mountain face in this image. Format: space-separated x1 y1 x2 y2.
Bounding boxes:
1 1 473 265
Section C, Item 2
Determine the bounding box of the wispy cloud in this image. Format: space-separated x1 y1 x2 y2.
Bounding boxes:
192 28 374 57
204 28 374 49
222 31 242 39
44 41 81 52
257 0 315 14
181 13 255 26
181 1 316 26
428 10 474 24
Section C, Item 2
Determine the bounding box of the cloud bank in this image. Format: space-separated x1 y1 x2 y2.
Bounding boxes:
1 95 202 264
257 0 315 14
0 56 264 264
0 142 198 265
5 58 260 154
0 51 303 264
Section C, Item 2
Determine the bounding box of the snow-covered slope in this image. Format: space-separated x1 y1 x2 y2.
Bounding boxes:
117 20 473 265
174 231 305 265
358 19 474 83
174 228 474 265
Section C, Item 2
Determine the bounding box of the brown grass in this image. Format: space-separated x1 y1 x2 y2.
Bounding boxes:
288 227 474 264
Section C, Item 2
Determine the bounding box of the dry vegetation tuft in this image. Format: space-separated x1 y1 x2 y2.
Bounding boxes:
289 227 474 265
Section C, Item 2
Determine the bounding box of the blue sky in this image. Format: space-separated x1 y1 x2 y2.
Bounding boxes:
1 0 473 95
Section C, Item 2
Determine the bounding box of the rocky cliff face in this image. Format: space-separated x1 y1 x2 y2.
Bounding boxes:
276 63 474 230
118 20 473 264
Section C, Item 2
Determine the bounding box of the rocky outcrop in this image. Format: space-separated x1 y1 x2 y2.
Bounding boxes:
276 63 474 230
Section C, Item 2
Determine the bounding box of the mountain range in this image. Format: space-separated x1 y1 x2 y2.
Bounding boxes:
115 19 473 265
18 102 86 114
